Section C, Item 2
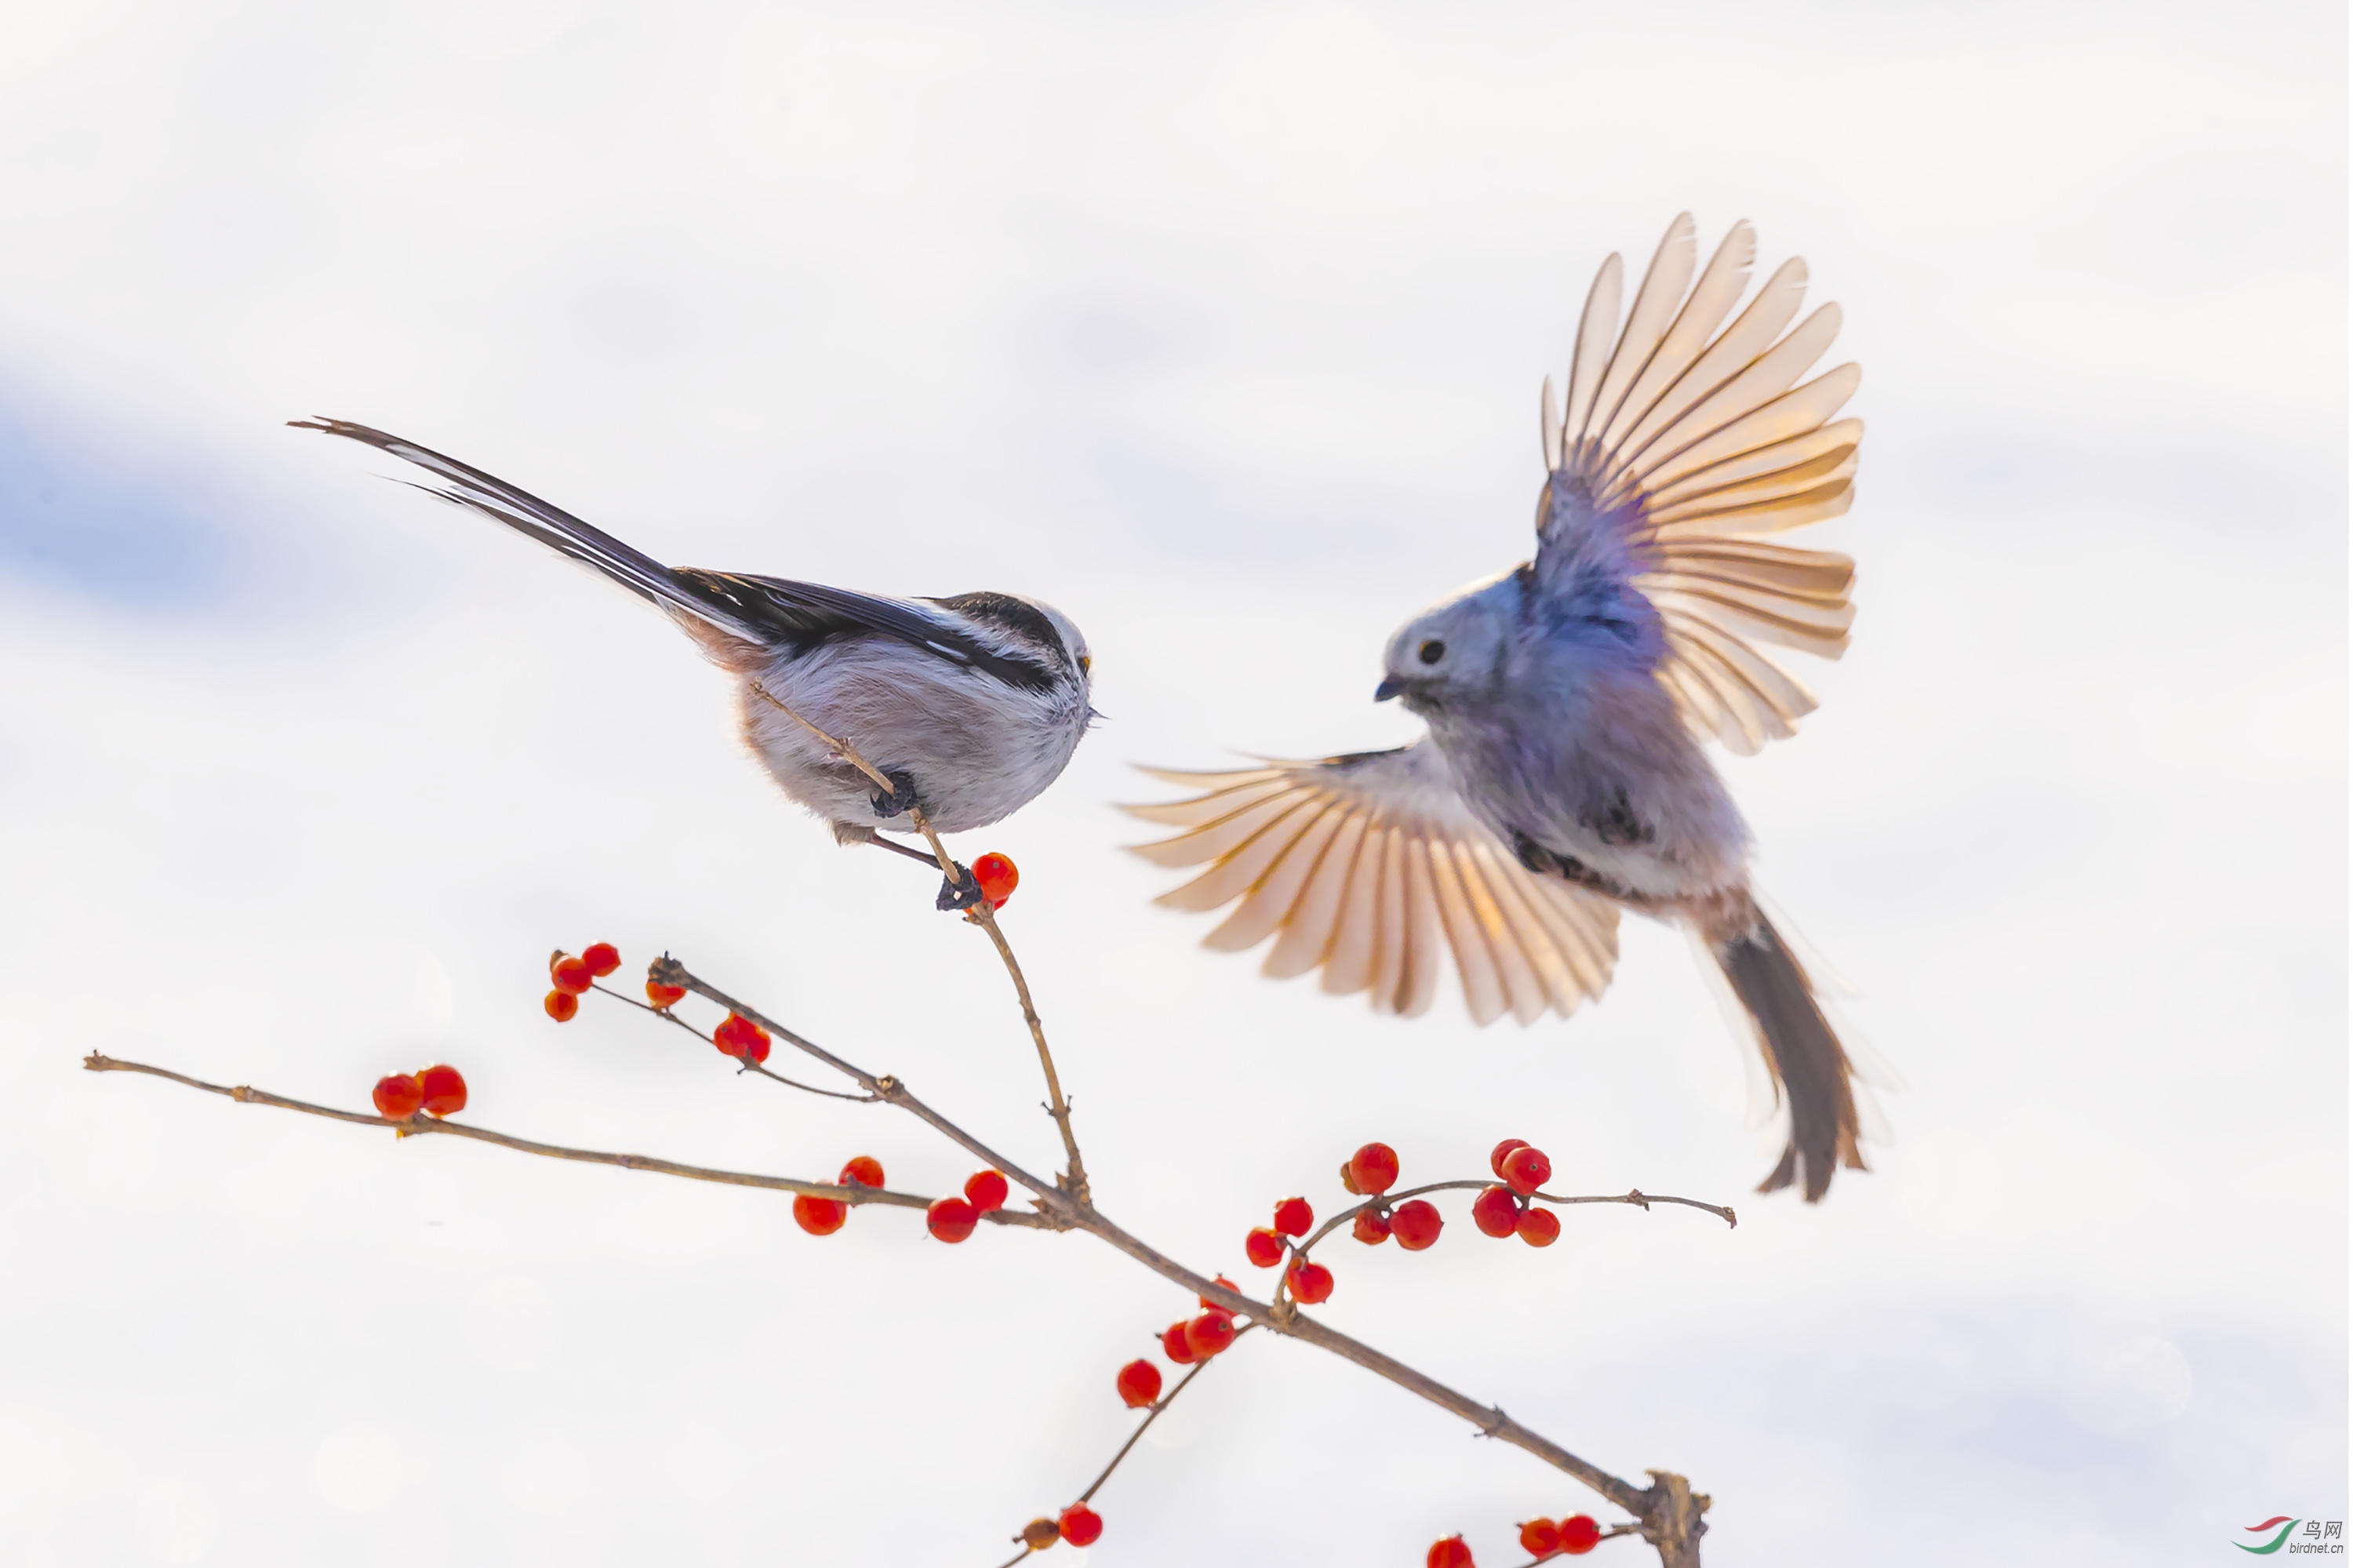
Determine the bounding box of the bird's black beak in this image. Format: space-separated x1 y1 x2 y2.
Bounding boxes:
1373 677 1404 702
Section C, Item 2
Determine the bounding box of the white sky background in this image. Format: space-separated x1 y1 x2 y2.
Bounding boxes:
0 1 2343 1563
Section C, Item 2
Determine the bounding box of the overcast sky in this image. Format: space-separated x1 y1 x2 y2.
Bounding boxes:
0 2 2343 1565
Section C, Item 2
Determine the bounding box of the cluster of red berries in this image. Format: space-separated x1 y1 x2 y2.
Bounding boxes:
1017 1503 1101 1552
543 941 622 1021
790 1159 1009 1242
1161 1275 1244 1364
969 852 1019 910
370 1063 467 1120
1475 1138 1561 1247
1426 1513 1602 1565
1241 1195 1335 1303
1331 1140 1445 1250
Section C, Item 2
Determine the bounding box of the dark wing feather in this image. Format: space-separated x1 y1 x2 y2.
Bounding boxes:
682 573 1061 692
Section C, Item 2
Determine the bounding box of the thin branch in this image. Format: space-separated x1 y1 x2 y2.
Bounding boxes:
82 1053 1048 1228
592 981 880 1102
742 678 1092 1206
1292 1182 1735 1259
1078 1323 1256 1504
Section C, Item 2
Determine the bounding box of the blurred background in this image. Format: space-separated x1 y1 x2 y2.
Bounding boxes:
0 2 2342 1563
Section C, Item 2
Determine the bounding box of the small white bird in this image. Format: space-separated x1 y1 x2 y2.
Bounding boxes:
296 420 1095 874
1128 216 1872 1200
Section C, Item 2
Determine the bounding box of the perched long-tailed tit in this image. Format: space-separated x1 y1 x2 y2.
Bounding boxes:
1129 216 1872 1201
296 420 1096 857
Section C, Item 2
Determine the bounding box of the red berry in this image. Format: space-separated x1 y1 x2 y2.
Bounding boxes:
415 1064 467 1118
1115 1358 1162 1409
580 942 620 977
965 1170 1009 1212
1286 1261 1334 1304
1057 1504 1103 1548
926 1194 979 1242
1517 1206 1561 1247
1244 1227 1286 1268
1500 1144 1551 1197
1198 1275 1238 1310
971 852 1019 908
1427 1534 1475 1568
1490 1137 1531 1178
1184 1311 1237 1359
1347 1141 1400 1195
1352 1210 1391 1245
1520 1518 1562 1556
791 1194 846 1235
544 989 579 1022
714 1013 769 1059
1271 1196 1313 1237
1559 1515 1601 1554
1471 1184 1522 1238
646 979 687 1009
1390 1199 1443 1250
550 954 594 995
838 1155 885 1189
372 1073 423 1119
1161 1322 1197 1365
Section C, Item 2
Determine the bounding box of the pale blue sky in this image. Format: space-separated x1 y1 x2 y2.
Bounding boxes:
0 2 2342 1564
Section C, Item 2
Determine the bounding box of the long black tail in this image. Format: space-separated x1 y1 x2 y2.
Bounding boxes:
1711 908 1865 1202
291 417 767 651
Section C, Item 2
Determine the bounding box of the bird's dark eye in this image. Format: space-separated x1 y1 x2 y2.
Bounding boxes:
1418 639 1446 665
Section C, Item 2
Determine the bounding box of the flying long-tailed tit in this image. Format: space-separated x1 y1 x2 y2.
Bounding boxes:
296 420 1095 880
1128 216 1874 1201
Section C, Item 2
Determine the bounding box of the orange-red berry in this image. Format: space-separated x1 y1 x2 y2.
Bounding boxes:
580 942 620 977
550 954 594 995
1518 1206 1561 1247
838 1155 885 1189
1115 1358 1162 1409
714 1013 770 1060
1490 1138 1531 1177
372 1073 423 1119
1500 1144 1551 1197
646 979 687 1009
1391 1199 1443 1250
971 852 1019 909
927 1194 979 1242
965 1169 1009 1212
1286 1261 1334 1304
1244 1227 1286 1268
1161 1322 1197 1365
415 1064 467 1118
1184 1311 1237 1359
792 1194 846 1235
1020 1519 1061 1549
1057 1504 1103 1548
1353 1210 1391 1245
1348 1141 1399 1195
1427 1534 1475 1568
1472 1184 1522 1238
1520 1518 1562 1556
1339 1159 1362 1195
544 989 579 1022
1272 1196 1313 1237
1560 1515 1601 1554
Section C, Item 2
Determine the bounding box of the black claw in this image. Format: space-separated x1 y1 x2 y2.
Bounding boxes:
936 862 986 912
870 769 920 820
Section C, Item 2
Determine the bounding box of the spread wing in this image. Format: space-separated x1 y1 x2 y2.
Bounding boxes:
1122 742 1620 1027
1537 215 1862 755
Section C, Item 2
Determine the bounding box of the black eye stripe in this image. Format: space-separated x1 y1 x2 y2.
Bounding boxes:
1418 638 1446 665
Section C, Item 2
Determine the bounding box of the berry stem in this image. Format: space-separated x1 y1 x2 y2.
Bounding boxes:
1291 1182 1737 1261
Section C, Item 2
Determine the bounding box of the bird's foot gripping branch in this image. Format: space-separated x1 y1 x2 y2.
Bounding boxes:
87 727 1729 1566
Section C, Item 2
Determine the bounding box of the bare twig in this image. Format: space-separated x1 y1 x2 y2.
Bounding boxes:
81 1053 1047 1228
743 678 1091 1206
